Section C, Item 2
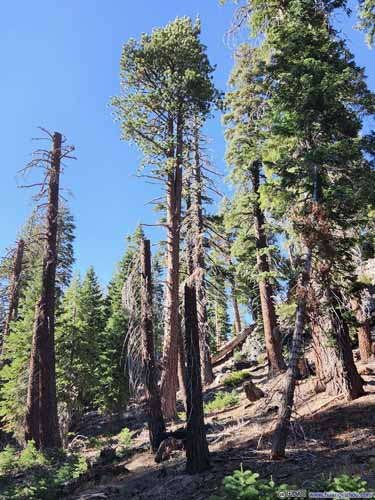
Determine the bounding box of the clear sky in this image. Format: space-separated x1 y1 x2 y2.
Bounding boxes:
1 0 374 286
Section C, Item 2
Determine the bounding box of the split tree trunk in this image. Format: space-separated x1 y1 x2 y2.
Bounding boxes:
184 284 210 474
251 160 285 373
140 239 166 452
1 238 25 357
160 114 184 418
192 122 214 385
25 132 62 449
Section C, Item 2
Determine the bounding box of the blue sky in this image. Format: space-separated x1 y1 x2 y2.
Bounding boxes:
1 0 374 286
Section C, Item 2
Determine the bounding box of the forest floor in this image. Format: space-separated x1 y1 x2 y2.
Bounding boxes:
68 355 375 500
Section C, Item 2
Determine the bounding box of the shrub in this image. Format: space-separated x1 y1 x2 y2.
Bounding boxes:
0 445 17 474
18 440 46 469
211 468 374 500
211 466 290 500
223 370 252 388
0 449 88 499
204 391 239 413
118 427 132 448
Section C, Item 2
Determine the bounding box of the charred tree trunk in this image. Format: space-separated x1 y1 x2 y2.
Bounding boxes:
184 285 210 474
25 132 63 449
251 160 285 373
140 239 166 452
161 114 184 419
1 238 25 357
192 122 214 386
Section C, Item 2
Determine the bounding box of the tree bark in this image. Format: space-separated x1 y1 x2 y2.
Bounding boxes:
311 288 364 400
271 243 312 459
25 132 62 449
140 239 166 452
351 296 372 364
192 121 214 385
1 238 25 357
232 288 242 334
184 285 210 474
160 114 184 418
250 160 285 373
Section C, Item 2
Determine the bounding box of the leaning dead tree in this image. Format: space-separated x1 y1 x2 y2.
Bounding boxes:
184 284 210 474
140 239 166 452
1 239 25 357
24 130 74 449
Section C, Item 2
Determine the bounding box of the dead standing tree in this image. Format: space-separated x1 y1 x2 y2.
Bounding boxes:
140 239 166 452
1 239 25 357
23 130 75 449
184 284 210 474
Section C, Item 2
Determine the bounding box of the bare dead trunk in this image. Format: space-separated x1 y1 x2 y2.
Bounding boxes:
192 122 214 385
184 284 210 474
1 238 25 357
160 114 184 419
271 243 312 459
25 132 62 449
140 239 166 452
251 160 285 373
232 289 242 334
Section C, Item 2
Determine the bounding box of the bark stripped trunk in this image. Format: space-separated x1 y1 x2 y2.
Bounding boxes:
271 243 312 459
251 160 285 373
192 122 214 385
1 239 25 357
231 287 242 334
271 166 319 459
25 132 62 449
161 113 185 418
184 284 210 474
140 239 166 452
311 288 364 399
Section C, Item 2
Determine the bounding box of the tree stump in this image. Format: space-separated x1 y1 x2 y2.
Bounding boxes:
244 379 264 402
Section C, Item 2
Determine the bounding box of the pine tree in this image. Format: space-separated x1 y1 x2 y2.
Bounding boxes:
97 228 144 412
359 0 375 48
0 207 75 444
246 0 375 457
75 266 106 406
112 17 218 417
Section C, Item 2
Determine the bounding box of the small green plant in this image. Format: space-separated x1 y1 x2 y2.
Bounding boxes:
211 466 290 500
223 370 252 387
87 436 102 449
0 445 17 474
211 468 375 500
18 440 46 468
330 474 369 494
177 411 186 421
118 427 132 448
204 391 239 413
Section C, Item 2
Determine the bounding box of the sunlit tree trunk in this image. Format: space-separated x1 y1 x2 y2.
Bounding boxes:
25 132 62 449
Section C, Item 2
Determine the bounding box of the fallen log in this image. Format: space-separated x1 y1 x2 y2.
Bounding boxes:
212 326 256 367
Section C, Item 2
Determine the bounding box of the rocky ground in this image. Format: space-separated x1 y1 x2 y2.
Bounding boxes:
67 354 375 500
